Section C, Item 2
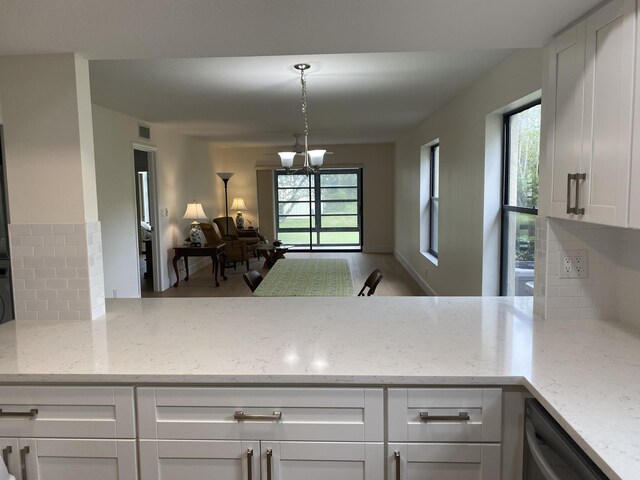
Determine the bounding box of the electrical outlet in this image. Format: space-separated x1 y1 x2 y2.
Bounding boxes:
559 250 588 279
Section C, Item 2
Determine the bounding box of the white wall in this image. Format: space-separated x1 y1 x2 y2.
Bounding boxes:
92 104 220 297
394 49 543 295
217 143 395 252
0 54 98 223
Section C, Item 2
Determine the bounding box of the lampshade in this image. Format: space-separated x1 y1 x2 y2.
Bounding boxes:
230 197 247 211
183 202 208 222
308 150 326 167
216 172 235 181
278 152 296 168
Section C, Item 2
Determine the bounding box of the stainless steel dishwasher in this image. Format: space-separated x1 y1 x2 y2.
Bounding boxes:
523 398 608 479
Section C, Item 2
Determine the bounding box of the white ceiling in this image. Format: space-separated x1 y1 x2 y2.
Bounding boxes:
1 0 603 146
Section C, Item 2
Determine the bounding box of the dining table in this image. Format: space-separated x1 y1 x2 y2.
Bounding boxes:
253 258 355 296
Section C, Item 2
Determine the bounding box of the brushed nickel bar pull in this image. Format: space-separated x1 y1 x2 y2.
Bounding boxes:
234 411 282 421
575 173 586 215
0 408 38 418
567 173 576 214
266 448 273 480
420 411 470 421
394 451 400 480
2 446 11 469
19 446 29 480
247 448 253 480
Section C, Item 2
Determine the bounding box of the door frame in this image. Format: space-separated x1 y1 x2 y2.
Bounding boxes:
132 143 161 293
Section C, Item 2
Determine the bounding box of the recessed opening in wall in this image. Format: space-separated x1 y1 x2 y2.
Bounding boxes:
419 140 439 265
500 101 541 296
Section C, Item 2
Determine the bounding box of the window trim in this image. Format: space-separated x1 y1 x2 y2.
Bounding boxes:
428 143 440 258
499 100 541 296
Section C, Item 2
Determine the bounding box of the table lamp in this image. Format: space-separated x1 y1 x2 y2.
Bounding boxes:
183 202 208 246
230 197 248 229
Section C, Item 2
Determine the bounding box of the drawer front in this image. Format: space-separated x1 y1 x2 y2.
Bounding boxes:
0 386 135 439
388 389 501 443
137 387 383 442
388 443 501 480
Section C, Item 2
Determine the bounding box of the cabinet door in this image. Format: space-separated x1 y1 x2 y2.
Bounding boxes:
581 0 636 226
139 440 258 480
548 21 586 219
0 438 21 480
388 443 500 480
19 438 136 480
262 442 383 480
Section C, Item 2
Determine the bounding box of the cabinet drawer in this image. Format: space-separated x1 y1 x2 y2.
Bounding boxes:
0 386 135 438
137 387 383 442
388 443 500 480
388 389 501 442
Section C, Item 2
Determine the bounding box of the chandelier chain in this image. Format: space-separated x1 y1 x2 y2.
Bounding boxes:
300 69 309 137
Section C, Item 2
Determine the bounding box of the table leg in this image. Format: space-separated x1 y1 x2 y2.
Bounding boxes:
172 254 180 287
184 256 190 281
219 252 227 280
211 255 220 287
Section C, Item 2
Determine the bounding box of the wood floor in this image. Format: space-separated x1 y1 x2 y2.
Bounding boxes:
142 252 425 298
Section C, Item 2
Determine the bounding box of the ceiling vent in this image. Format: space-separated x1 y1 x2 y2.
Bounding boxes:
138 124 151 140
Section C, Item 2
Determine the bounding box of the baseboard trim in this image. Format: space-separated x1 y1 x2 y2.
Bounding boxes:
394 250 438 296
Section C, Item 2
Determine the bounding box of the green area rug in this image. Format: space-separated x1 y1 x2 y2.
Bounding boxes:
254 259 354 296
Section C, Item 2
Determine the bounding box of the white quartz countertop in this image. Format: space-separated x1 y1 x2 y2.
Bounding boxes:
0 296 638 479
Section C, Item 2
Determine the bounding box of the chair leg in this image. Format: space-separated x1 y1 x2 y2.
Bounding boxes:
245 259 250 271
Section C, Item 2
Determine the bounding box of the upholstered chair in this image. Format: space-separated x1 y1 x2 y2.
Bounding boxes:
213 216 259 256
201 222 250 271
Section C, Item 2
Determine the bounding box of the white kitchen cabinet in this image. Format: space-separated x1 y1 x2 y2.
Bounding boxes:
0 387 137 480
139 440 384 480
388 443 501 480
545 0 637 227
138 387 384 479
387 389 502 480
18 438 136 480
139 440 258 480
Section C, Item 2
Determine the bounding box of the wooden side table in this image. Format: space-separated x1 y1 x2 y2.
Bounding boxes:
172 243 226 287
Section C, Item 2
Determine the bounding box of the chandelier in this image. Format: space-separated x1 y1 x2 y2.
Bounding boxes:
278 64 326 174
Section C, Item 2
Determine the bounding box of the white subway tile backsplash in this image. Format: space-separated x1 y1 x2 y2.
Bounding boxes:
10 222 104 321
540 218 640 330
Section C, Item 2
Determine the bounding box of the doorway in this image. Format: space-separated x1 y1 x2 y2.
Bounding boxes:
133 145 160 295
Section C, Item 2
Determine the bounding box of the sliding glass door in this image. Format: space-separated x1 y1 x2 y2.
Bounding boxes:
275 168 362 250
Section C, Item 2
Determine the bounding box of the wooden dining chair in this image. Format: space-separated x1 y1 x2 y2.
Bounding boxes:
243 270 263 292
358 269 383 296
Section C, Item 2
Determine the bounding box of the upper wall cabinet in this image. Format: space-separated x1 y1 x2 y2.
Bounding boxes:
545 0 636 227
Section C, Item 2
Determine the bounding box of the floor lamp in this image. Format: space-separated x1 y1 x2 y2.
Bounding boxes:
216 172 235 236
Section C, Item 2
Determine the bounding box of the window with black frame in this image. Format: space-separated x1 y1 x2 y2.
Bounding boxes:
429 144 440 257
501 101 541 296
274 168 362 250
